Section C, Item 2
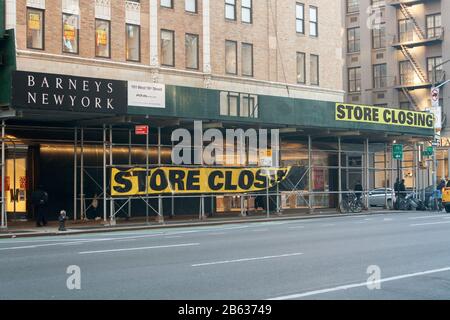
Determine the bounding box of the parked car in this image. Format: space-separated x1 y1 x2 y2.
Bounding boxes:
363 188 396 209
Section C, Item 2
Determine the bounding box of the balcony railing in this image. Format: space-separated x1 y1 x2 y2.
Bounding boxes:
390 28 444 48
386 0 426 6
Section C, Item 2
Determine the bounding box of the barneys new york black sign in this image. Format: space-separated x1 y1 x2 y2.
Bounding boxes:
12 71 128 114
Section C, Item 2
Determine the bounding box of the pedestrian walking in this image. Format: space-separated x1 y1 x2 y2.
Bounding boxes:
31 185 49 227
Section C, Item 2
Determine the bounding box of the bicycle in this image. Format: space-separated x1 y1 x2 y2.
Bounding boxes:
339 192 363 214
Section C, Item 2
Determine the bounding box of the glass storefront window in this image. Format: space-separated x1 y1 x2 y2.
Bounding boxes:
126 24 140 62
95 19 110 58
27 8 44 50
63 14 79 54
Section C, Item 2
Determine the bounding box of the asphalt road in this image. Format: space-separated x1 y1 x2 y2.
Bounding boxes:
1 211 450 300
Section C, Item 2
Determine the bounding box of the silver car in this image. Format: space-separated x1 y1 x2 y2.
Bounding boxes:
365 188 396 209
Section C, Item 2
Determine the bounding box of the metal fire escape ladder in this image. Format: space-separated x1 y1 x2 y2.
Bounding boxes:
400 45 427 83
401 87 419 111
399 3 426 40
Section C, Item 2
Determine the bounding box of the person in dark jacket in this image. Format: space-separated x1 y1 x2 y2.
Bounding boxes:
354 181 363 201
398 179 406 199
31 186 49 227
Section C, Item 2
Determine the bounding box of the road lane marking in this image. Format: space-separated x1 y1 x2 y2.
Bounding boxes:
409 215 449 220
207 232 227 236
288 226 305 229
79 243 200 255
321 224 335 227
383 218 393 221
164 236 183 239
268 266 450 300
192 253 303 267
251 229 269 232
410 221 450 227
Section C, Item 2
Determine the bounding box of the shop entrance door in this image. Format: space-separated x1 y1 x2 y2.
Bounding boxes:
5 146 29 221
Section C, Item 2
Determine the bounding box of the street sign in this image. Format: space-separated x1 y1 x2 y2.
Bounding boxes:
135 125 149 135
431 87 440 108
431 106 442 130
422 146 434 157
392 144 403 160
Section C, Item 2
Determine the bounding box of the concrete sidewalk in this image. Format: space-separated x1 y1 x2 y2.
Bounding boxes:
0 208 405 238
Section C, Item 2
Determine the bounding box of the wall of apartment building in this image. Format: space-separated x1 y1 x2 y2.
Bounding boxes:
10 0 344 103
344 0 450 122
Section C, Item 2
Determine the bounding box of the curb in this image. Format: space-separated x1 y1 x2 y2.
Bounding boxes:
0 210 406 239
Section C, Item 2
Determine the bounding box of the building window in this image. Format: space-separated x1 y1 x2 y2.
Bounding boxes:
126 24 140 62
426 14 442 38
296 52 306 84
373 64 387 89
427 56 443 83
310 54 319 85
185 0 197 13
185 33 199 70
371 0 384 6
348 67 361 92
296 3 305 34
309 6 318 37
95 19 110 58
225 0 236 21
241 43 253 77
161 29 175 66
220 92 258 118
372 23 385 49
241 0 252 23
399 61 414 85
398 19 413 42
62 13 78 54
347 27 360 53
225 40 237 75
161 0 173 8
27 8 44 50
347 0 358 13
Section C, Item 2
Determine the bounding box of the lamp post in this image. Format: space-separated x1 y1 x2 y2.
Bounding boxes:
431 60 450 208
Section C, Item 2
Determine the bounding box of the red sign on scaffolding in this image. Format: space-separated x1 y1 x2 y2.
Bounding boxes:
135 125 149 135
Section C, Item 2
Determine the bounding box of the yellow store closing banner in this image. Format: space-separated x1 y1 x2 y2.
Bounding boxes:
335 103 434 129
111 167 291 197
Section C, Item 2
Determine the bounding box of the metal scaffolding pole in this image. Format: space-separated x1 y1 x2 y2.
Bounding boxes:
109 125 115 225
80 127 84 220
145 127 149 224
103 125 107 222
308 135 313 212
1 121 5 229
73 127 77 221
158 127 163 222
338 137 342 205
384 144 388 209
365 138 370 210
128 129 132 218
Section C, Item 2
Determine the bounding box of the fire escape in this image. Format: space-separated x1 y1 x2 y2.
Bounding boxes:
389 0 444 110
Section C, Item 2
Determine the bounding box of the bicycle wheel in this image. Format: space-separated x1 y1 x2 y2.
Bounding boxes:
339 201 349 213
350 200 363 213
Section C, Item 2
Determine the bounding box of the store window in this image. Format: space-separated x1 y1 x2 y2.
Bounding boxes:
27 8 44 50
161 29 175 66
62 14 79 54
95 19 111 58
126 24 140 62
185 33 199 70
